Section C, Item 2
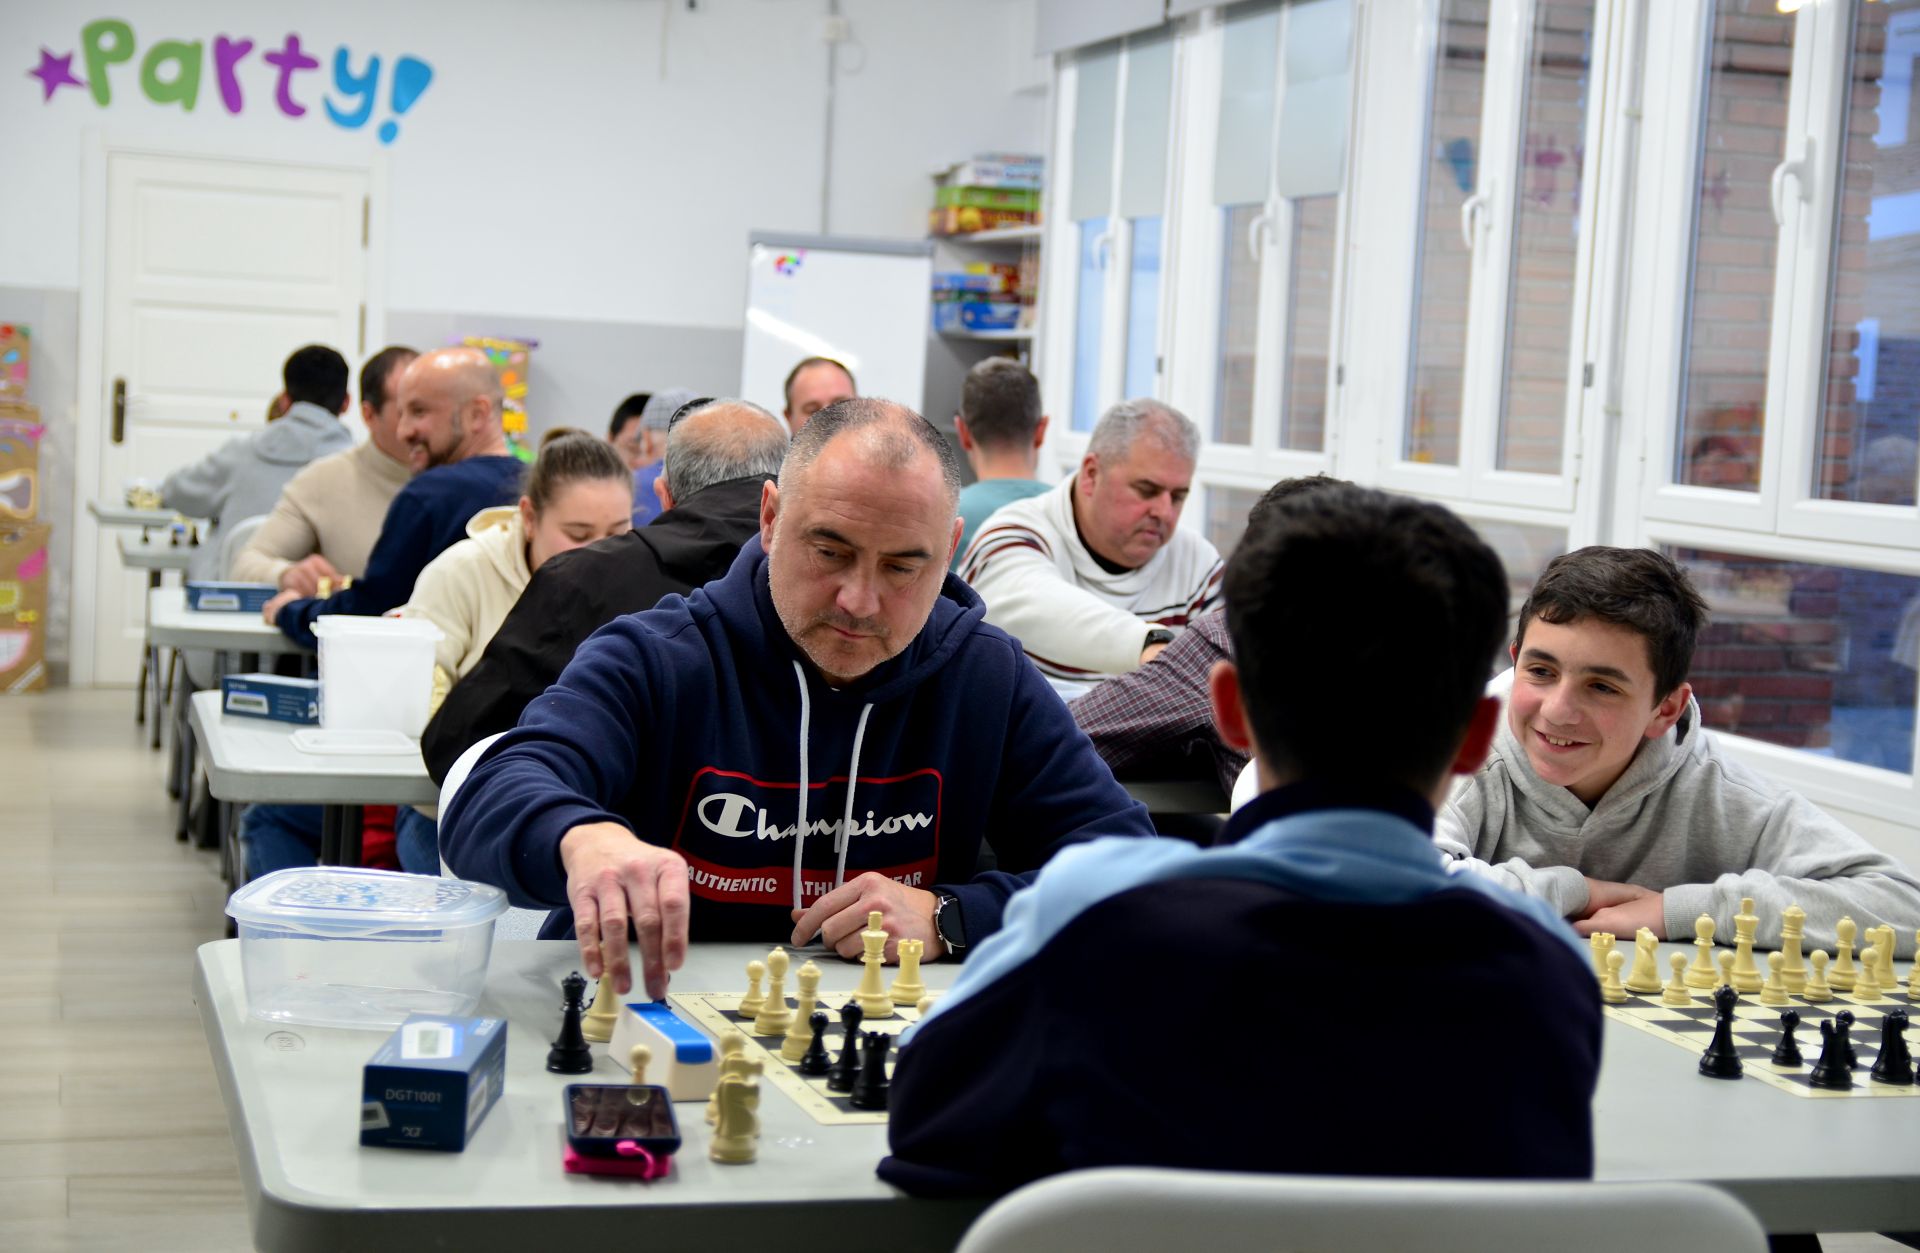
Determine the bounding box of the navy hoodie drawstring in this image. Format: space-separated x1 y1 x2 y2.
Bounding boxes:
789 660 874 912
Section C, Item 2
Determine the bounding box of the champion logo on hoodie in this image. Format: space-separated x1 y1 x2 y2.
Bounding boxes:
671 765 943 906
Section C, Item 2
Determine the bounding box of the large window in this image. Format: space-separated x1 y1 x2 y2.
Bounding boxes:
1040 0 1920 824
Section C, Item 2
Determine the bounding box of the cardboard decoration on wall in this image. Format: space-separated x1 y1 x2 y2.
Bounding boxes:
0 404 44 522
0 522 50 692
0 325 27 399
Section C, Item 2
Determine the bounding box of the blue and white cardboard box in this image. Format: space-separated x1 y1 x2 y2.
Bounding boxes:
220 673 319 724
361 1014 507 1151
184 580 278 612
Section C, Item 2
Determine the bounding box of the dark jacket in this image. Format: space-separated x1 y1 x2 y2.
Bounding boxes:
276 455 525 649
421 475 769 782
881 785 1602 1197
438 535 1154 947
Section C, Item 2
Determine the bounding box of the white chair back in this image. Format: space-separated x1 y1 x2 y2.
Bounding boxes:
437 732 548 941
220 513 271 579
955 1170 1768 1253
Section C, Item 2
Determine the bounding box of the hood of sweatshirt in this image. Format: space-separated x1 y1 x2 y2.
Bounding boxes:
462 505 529 588
253 401 349 465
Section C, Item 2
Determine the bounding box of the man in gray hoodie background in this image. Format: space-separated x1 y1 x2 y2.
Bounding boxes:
1435 546 1920 959
161 344 354 583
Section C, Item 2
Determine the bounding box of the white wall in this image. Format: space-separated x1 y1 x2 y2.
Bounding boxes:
1 0 1045 675
1 0 1046 329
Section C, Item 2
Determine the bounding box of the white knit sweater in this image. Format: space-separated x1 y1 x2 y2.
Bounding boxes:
959 476 1223 699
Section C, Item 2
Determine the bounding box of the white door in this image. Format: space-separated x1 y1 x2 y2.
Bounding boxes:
84 153 368 685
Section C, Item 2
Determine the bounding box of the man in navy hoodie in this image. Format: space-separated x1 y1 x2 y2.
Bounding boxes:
261 346 526 648
881 483 1602 1196
440 399 1154 999
241 347 526 880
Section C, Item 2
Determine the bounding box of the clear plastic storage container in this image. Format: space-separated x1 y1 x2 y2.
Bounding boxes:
225 868 508 1029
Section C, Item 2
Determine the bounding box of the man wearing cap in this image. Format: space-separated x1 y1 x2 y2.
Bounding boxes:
627 388 701 527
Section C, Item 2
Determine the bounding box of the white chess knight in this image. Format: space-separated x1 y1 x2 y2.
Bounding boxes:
1623 928 1663 995
709 1074 761 1164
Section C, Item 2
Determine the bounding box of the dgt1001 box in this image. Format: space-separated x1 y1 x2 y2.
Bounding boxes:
361 1014 507 1151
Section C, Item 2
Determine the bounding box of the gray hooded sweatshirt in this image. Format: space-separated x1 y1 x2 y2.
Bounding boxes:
161 401 352 582
1434 670 1920 959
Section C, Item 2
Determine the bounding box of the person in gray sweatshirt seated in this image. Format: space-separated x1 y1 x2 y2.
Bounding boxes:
1435 546 1920 959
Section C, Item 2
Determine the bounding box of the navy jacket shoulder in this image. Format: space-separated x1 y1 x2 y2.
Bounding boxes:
278 455 524 648
881 877 1601 1196
438 536 1154 947
421 476 768 781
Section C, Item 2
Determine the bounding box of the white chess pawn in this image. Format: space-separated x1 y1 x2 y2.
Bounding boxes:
1831 917 1858 991
738 959 768 1018
1600 949 1628 1005
1802 950 1833 1002
1661 952 1694 1006
1717 950 1737 994
582 970 620 1044
1855 945 1883 1001
627 1044 652 1086
1684 914 1718 989
753 947 794 1037
708 1074 761 1165
915 993 936 1016
1760 951 1788 1006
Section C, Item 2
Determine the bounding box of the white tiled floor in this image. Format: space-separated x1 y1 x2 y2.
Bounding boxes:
0 688 251 1252
0 687 1913 1253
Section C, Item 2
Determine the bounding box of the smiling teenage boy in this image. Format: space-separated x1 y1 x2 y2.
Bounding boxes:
1435 546 1920 958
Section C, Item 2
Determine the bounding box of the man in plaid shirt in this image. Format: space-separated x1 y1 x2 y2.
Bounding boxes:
1069 476 1346 801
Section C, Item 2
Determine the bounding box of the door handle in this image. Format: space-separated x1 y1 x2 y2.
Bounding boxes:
112 378 127 445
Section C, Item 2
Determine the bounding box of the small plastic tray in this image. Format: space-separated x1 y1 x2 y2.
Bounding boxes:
291 728 418 755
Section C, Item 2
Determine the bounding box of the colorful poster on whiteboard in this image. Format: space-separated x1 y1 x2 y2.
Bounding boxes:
740 233 932 422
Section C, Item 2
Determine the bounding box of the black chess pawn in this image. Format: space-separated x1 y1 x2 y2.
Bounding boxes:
826 1001 864 1093
1870 1008 1914 1086
798 1010 832 1077
848 1030 891 1111
1698 984 1744 1079
1835 1009 1859 1071
546 970 596 1075
1809 1018 1855 1090
1770 1010 1803 1068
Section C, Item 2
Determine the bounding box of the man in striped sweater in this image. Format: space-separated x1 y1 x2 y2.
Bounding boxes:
958 398 1223 699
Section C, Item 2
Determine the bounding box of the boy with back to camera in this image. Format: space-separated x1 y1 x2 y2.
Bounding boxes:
1435 547 1920 958
881 484 1600 1197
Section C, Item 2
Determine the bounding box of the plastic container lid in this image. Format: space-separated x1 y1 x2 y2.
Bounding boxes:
312 614 443 642
225 867 507 937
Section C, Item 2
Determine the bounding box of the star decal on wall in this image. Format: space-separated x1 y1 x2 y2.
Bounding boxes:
28 48 85 103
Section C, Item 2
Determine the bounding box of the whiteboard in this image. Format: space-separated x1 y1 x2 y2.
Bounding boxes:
740 233 933 420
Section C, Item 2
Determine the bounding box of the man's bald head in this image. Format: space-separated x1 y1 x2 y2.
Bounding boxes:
658 399 790 509
779 397 962 519
761 397 966 685
397 346 509 470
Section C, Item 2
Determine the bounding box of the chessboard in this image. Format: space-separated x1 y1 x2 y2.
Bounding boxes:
672 991 926 1126
1607 989 1918 1098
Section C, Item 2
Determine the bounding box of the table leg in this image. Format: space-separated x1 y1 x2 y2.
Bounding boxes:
319 805 364 867
173 683 197 842
135 569 161 727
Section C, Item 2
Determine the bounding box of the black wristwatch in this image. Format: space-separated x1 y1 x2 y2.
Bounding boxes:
932 890 968 953
1143 627 1175 650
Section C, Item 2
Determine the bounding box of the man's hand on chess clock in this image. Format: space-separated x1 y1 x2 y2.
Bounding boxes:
789 873 944 963
1574 877 1666 939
